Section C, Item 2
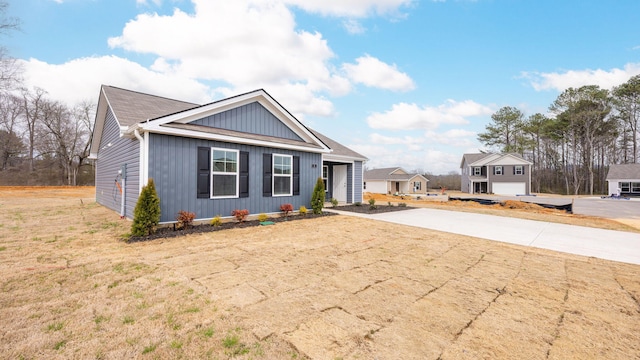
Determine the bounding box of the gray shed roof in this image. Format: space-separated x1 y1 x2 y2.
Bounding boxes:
606 164 640 180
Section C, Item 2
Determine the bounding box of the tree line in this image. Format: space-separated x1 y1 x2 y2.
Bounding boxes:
0 1 95 186
477 75 640 195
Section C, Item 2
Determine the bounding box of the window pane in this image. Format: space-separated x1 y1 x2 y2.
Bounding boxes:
274 155 291 175
226 162 236 172
213 174 236 196
632 182 640 192
274 177 291 195
621 182 630 192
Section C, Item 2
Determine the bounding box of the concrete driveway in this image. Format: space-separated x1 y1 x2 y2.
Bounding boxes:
331 208 640 265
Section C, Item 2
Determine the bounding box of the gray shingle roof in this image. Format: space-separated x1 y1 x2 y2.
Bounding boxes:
606 164 640 180
364 167 425 181
101 85 365 160
103 85 199 127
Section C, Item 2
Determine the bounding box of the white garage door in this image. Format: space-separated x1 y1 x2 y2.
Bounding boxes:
492 182 526 195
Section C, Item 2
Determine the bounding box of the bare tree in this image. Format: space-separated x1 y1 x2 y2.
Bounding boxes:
0 93 24 169
20 87 46 171
0 1 22 92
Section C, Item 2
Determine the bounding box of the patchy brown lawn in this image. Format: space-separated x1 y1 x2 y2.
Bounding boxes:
1 187 639 359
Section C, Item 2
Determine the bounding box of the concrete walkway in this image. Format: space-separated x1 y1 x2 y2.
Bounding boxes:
328 208 640 265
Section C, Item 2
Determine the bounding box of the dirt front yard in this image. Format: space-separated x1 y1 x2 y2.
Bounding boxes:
1 187 639 359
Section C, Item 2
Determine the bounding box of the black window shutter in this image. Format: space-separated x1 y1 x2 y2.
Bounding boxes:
293 155 300 195
197 147 210 198
263 153 272 197
239 151 249 198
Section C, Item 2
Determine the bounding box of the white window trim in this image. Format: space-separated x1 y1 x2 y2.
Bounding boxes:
322 165 329 192
272 154 293 197
495 166 503 175
514 165 524 175
473 167 481 176
211 147 239 199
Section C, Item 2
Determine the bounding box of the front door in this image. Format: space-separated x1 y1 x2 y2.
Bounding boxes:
333 165 347 202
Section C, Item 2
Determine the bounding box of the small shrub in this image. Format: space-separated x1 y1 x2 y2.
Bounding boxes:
354 201 362 206
311 177 325 214
299 205 308 215
330 198 339 207
176 210 195 229
210 215 222 227
280 203 293 218
131 179 161 237
368 198 377 210
258 213 269 222
231 209 249 223
398 202 407 207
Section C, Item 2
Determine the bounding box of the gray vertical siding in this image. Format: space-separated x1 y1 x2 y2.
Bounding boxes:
461 160 470 193
95 108 140 218
148 133 322 223
192 102 302 141
347 164 353 203
353 161 363 203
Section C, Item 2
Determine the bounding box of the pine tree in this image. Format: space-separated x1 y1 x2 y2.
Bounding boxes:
310 177 325 214
131 178 161 237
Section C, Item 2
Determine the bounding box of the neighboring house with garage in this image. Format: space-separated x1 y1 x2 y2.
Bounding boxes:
460 153 532 195
606 164 640 197
363 167 429 194
89 85 367 223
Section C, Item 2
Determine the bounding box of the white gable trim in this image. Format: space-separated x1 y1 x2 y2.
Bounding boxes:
487 154 532 166
135 89 329 152
469 154 501 166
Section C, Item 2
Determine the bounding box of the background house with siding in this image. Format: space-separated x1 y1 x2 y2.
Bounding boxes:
89 85 367 223
363 167 429 194
606 164 640 197
460 153 532 195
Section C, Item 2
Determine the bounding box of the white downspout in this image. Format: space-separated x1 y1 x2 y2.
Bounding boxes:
134 128 145 192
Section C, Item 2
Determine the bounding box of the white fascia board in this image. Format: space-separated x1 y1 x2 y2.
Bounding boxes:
408 174 429 182
143 126 330 154
323 154 366 163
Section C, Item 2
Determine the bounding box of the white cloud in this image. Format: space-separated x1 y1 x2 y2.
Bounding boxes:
18 56 212 105
283 0 413 17
366 100 493 130
524 62 640 92
343 19 366 34
343 54 415 91
351 143 462 175
369 133 424 145
424 129 477 147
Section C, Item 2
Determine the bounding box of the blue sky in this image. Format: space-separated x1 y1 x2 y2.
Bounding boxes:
5 0 640 174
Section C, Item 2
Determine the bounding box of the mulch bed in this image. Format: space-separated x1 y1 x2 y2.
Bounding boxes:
128 204 415 243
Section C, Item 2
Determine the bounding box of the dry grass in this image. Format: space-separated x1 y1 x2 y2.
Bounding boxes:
1 187 639 359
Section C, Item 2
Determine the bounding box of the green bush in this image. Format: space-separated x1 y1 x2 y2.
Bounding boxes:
131 179 161 237
311 177 325 214
368 198 377 210
330 198 338 207
210 215 222 227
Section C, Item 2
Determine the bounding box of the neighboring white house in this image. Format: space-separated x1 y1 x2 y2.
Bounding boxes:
606 164 640 197
363 167 429 194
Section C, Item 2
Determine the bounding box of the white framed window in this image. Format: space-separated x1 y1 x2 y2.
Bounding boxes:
273 154 293 196
322 165 329 192
494 166 503 175
473 167 481 176
620 182 630 192
414 181 421 191
211 148 239 198
514 165 524 175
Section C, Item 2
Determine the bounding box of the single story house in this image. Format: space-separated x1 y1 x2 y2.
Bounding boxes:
89 85 367 223
460 153 532 195
606 164 640 197
363 167 429 194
